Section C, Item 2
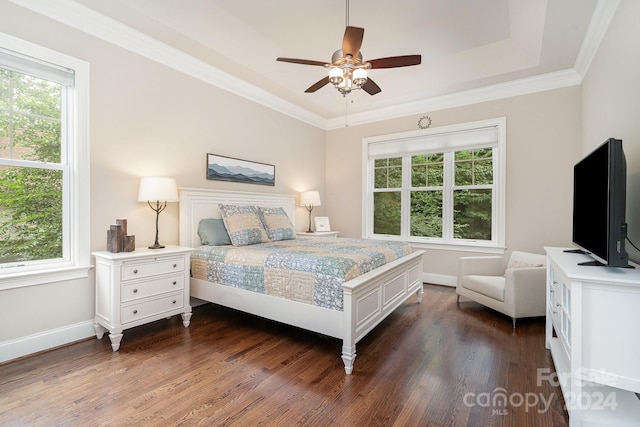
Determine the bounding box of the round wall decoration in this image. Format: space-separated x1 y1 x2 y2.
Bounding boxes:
418 115 432 129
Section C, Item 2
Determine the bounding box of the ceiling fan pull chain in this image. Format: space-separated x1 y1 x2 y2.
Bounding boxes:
345 95 349 127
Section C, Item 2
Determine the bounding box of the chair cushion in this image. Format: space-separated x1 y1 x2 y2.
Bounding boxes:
462 275 506 302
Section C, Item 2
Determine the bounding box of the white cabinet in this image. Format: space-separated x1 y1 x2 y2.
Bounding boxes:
545 247 640 426
93 246 193 351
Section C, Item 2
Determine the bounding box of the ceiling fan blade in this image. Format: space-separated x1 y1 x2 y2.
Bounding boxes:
362 78 381 95
305 76 330 93
277 57 328 67
368 55 422 69
342 26 364 57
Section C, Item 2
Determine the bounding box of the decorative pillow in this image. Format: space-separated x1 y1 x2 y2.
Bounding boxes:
218 204 268 246
257 206 296 241
507 259 544 269
197 218 231 246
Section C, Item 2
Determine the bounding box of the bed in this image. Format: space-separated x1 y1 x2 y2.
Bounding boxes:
179 188 424 374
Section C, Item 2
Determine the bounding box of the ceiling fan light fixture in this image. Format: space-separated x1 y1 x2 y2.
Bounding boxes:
329 67 344 85
352 68 367 86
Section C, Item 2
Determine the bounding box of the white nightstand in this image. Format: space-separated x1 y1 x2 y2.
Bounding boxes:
92 245 193 351
296 231 340 238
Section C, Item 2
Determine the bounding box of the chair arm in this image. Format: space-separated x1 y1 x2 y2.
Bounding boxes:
504 267 547 317
459 255 507 277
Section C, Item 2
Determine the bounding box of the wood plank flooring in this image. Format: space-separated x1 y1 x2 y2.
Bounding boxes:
0 285 569 426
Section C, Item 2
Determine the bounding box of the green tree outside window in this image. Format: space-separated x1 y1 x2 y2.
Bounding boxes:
0 69 63 263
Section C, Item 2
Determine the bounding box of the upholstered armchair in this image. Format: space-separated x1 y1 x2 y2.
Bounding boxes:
456 251 547 328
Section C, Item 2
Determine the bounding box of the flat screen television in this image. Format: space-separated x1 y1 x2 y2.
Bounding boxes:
572 138 629 267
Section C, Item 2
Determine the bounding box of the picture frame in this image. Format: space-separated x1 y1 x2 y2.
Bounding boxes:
206 153 275 186
314 216 331 232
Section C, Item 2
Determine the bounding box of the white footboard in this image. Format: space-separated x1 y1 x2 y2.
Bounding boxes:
341 250 424 374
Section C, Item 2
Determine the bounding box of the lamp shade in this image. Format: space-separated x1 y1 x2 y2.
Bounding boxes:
137 177 179 202
300 190 321 207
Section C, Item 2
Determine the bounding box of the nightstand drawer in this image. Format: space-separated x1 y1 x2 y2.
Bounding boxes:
122 256 185 280
121 293 184 324
121 275 185 302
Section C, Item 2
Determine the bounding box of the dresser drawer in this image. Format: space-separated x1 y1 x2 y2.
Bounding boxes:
122 256 185 281
121 275 185 302
121 293 184 324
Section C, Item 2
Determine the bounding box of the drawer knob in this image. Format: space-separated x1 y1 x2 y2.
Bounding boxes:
172 263 177 268
172 281 177 285
133 289 138 293
133 269 138 274
172 300 177 304
133 309 138 314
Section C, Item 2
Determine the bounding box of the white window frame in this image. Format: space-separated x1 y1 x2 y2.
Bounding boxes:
362 117 506 254
0 32 91 289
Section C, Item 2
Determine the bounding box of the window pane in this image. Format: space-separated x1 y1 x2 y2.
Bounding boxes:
474 159 493 185
0 70 62 163
455 149 493 186
410 190 443 237
12 73 61 118
453 189 492 240
374 157 402 189
374 191 401 235
0 166 63 263
411 153 443 187
12 113 61 162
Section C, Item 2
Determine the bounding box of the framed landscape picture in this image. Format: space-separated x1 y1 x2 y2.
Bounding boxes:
206 154 275 186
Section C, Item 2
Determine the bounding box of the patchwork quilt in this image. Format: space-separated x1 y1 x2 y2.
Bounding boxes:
191 238 414 311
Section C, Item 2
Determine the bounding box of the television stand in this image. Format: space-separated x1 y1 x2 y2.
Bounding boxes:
545 247 640 426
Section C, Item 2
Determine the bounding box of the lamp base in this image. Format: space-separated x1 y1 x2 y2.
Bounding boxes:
148 244 165 249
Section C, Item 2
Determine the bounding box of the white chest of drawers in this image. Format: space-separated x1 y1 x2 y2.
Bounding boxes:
93 246 193 351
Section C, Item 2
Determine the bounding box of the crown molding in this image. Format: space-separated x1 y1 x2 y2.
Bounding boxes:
574 0 620 79
8 0 327 129
10 0 616 132
326 69 583 130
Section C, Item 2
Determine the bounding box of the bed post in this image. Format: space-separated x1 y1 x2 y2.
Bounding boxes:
341 287 356 374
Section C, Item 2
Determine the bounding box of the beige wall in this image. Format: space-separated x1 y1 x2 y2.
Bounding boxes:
326 86 582 280
582 0 640 264
0 3 325 346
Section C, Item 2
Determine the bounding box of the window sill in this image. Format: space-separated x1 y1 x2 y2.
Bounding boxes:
409 241 506 254
369 234 505 254
0 265 93 290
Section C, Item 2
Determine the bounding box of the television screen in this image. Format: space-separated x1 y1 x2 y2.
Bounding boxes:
572 138 628 267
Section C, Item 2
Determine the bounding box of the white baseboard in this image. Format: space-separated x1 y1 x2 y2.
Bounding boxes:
423 272 457 287
0 320 95 364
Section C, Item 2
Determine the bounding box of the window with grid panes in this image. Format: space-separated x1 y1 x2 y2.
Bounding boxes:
0 36 90 288
364 118 505 251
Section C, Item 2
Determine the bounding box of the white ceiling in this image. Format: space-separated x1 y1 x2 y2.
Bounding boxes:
22 0 608 128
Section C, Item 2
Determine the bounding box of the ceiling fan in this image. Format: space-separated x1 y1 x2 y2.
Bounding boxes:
276 6 421 97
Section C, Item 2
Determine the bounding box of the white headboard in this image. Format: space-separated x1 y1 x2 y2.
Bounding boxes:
179 188 296 248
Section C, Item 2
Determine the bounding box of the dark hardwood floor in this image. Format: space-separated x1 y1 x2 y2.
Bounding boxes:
0 285 568 426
